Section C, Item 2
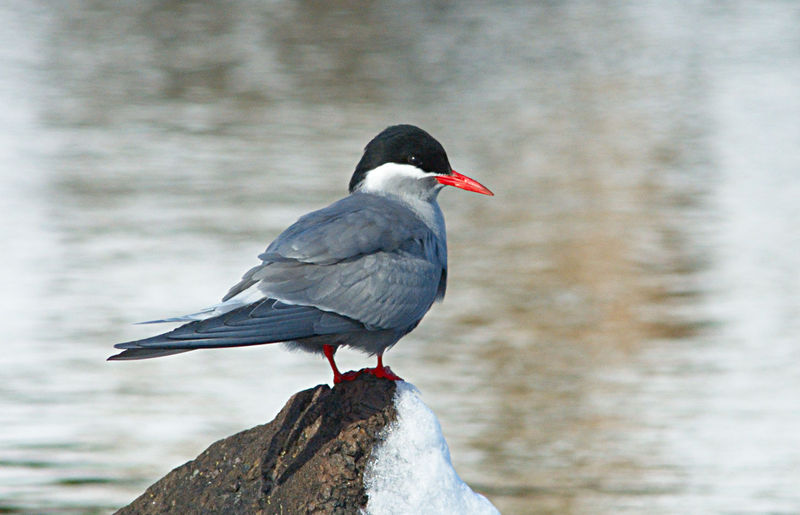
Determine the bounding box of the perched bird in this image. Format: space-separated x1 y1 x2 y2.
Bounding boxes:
109 124 493 383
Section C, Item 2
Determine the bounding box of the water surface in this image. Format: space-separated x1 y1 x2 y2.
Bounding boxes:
1 2 799 513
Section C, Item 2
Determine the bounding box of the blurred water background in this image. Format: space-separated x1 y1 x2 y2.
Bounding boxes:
1 1 799 513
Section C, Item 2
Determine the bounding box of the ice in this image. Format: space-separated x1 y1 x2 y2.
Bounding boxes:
365 382 499 515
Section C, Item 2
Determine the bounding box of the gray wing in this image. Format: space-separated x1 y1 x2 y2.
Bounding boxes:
225 193 447 331
110 193 447 361
109 299 363 360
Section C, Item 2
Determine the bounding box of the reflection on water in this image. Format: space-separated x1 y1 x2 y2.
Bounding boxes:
1 1 799 513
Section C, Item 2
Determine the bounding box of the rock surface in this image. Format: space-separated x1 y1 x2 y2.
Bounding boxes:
115 374 398 515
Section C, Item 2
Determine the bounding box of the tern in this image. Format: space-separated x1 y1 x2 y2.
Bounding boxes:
109 124 493 383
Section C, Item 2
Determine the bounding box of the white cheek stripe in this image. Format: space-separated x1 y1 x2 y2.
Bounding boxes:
359 163 429 193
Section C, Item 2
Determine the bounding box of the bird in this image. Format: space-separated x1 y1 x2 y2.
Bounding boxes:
109 124 493 383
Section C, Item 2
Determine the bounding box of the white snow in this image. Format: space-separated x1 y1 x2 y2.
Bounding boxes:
364 382 500 515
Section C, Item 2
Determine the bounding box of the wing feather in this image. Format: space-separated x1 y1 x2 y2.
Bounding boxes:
225 193 447 330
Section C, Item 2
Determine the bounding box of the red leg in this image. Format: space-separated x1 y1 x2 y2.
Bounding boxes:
370 354 403 381
323 345 402 384
323 344 359 384
323 344 343 384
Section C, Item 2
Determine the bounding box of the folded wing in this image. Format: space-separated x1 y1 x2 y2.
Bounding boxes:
110 193 447 360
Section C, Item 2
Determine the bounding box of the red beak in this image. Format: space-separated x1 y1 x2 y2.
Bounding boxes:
436 170 494 196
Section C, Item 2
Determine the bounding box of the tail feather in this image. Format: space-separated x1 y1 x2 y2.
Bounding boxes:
108 348 193 360
108 298 363 361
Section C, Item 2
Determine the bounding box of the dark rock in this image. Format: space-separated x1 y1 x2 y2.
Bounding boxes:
115 374 398 515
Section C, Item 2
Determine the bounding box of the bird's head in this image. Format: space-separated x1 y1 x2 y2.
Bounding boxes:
349 125 493 200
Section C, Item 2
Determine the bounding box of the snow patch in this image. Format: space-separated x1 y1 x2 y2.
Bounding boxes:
365 382 499 515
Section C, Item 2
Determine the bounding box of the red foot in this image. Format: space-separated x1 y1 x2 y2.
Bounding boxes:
332 365 403 384
323 345 403 384
365 364 403 381
337 369 363 383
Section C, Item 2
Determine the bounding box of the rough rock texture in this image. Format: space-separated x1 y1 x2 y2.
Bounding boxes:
116 375 398 515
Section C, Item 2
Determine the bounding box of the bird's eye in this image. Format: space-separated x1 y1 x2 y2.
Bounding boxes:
407 155 422 167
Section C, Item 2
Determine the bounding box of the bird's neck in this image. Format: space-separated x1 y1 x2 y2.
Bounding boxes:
378 190 446 241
